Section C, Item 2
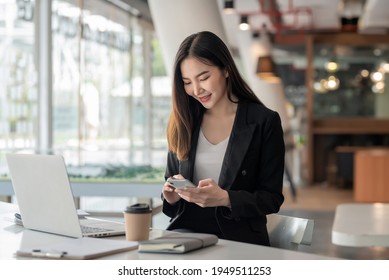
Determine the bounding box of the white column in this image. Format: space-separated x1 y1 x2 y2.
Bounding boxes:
34 0 53 154
148 0 227 77
236 31 291 133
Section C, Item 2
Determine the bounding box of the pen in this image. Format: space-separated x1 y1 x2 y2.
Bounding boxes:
31 249 67 259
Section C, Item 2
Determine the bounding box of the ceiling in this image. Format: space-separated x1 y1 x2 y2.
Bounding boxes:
218 0 389 48
126 0 388 45
124 0 388 62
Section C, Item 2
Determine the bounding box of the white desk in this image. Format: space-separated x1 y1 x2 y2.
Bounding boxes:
0 202 332 260
332 203 389 247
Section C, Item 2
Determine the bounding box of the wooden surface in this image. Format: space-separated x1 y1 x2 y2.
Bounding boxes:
309 33 389 45
312 118 389 134
354 149 389 202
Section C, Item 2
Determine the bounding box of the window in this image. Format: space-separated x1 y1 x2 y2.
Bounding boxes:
0 0 37 162
1 0 171 182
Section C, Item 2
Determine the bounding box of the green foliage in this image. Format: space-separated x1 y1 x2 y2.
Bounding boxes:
68 165 165 183
151 38 167 77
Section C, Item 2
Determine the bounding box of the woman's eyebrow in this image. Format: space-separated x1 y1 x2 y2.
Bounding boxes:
182 70 209 80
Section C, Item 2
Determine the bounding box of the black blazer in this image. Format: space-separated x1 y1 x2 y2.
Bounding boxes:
163 101 285 245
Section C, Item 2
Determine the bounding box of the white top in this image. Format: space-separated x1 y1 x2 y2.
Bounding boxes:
332 203 389 247
193 130 229 185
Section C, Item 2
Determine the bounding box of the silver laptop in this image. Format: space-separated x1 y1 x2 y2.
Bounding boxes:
6 153 125 238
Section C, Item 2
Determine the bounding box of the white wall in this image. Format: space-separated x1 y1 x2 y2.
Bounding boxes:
148 0 226 77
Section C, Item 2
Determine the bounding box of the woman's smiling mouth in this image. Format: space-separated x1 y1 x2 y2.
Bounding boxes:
199 94 211 102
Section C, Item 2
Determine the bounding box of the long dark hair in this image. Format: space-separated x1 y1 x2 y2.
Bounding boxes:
167 31 262 160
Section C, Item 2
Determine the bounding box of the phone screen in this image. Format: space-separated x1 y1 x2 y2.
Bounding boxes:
167 178 196 189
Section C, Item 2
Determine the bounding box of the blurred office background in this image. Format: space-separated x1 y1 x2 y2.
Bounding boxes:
1 0 389 239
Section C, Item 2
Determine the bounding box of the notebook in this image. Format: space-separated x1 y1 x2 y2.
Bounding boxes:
138 232 218 254
6 153 126 238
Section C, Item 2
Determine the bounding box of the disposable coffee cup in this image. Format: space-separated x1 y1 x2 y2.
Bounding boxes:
124 203 152 241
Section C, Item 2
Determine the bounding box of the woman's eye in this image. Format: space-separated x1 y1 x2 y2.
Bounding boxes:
200 76 209 81
183 81 191 86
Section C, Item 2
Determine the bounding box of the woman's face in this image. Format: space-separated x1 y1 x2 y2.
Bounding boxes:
180 57 229 110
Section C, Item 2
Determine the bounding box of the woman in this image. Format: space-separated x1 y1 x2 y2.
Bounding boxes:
162 31 285 246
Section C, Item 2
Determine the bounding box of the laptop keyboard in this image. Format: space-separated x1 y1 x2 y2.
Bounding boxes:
81 225 113 233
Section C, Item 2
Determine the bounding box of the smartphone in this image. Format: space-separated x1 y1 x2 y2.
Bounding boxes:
167 178 197 189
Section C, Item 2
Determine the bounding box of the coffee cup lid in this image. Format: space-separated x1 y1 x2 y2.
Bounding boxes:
125 203 152 214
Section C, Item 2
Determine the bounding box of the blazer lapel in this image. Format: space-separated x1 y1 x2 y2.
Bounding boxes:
218 102 256 189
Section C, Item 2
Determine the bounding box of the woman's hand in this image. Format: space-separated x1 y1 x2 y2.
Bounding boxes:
162 174 183 205
175 178 231 208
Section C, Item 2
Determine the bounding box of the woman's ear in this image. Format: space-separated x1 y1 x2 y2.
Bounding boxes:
224 69 229 78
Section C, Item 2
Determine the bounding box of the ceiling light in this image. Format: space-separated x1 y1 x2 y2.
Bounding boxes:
338 0 363 32
371 71 384 83
239 15 250 31
373 48 383 56
375 82 385 91
256 56 276 79
380 62 389 73
360 69 369 78
314 80 328 93
325 61 339 72
223 0 234 14
372 82 385 94
319 79 329 93
326 75 340 91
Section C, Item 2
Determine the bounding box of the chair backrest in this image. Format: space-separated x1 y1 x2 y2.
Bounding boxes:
266 213 314 250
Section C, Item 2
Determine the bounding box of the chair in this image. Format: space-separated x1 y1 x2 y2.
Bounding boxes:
267 213 314 250
284 130 297 201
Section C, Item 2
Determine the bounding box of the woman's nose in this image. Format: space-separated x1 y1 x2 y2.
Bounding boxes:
192 82 203 96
